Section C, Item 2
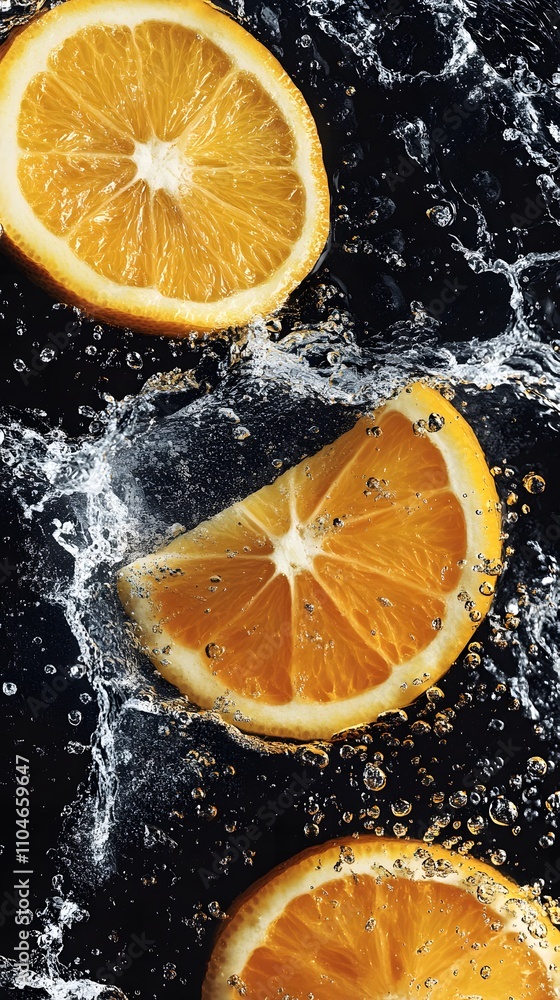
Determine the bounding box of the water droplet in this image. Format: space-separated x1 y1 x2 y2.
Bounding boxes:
364 917 376 931
13 358 27 373
527 756 548 778
522 473 545 494
296 745 330 768
449 790 467 809
490 848 507 865
426 686 444 703
232 426 251 441
205 643 225 659
480 966 491 980
489 796 518 826
2 682 16 696
68 710 82 726
126 351 143 369
366 425 382 437
304 822 320 837
363 763 387 791
426 202 456 227
467 814 486 835
44 664 56 674
391 799 411 817
431 617 442 631
427 412 445 432
545 791 560 814
227 974 247 996
39 346 56 363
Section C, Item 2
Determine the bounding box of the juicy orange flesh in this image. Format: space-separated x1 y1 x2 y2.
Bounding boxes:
238 874 554 1000
17 22 305 299
127 408 467 704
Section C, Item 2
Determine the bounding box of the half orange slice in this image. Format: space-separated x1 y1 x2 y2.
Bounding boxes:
0 0 329 334
117 383 502 740
202 838 560 999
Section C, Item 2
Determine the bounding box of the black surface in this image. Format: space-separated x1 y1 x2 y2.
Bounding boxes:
1 0 560 998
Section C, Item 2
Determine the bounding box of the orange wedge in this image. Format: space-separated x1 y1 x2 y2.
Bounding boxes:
202 838 560 999
117 382 502 740
0 0 329 335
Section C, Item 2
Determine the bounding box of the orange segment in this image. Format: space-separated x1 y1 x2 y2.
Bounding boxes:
291 571 390 700
321 489 467 592
133 23 232 142
117 383 502 740
0 0 329 334
202 840 560 1000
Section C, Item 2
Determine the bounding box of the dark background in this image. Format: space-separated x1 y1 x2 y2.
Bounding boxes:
1 0 560 997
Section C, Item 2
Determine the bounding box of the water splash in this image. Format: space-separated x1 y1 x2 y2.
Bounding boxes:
1 0 560 995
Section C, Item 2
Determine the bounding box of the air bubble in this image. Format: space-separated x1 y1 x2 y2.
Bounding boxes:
2 682 16 696
490 849 507 865
545 792 560 814
522 473 545 494
205 643 225 659
467 815 486 835
296 745 330 768
391 799 411 817
232 426 251 441
427 412 445 432
126 352 144 370
363 763 387 791
449 790 467 809
489 796 518 826
68 710 82 726
527 756 548 778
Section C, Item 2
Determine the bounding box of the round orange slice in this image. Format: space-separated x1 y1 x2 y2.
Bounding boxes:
202 838 560 999
117 382 502 740
0 0 329 335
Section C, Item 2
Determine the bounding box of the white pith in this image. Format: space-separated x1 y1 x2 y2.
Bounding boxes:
270 522 321 584
132 137 192 197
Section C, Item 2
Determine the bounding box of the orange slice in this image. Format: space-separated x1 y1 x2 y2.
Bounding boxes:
0 0 329 335
202 838 560 999
117 382 502 740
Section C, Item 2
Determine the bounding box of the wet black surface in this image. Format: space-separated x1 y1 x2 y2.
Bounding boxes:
1 0 560 998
